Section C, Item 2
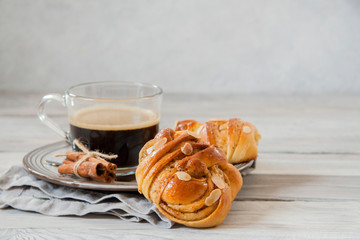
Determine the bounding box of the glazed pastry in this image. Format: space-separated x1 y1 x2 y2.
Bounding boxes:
136 128 243 228
175 118 261 164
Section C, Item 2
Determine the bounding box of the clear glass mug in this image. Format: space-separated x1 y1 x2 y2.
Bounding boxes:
38 81 162 174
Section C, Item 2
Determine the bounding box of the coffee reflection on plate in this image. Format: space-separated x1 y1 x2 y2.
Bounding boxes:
69 106 159 168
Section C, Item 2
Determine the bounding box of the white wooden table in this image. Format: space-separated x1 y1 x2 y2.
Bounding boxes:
0 91 359 239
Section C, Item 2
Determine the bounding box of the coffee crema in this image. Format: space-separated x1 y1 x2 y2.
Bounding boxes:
69 106 159 168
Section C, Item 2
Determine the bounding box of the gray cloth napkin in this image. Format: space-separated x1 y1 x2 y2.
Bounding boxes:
0 165 173 228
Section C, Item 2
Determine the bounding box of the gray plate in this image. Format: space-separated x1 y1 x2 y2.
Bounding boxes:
23 141 255 192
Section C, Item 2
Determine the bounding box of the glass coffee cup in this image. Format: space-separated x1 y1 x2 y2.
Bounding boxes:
38 81 162 175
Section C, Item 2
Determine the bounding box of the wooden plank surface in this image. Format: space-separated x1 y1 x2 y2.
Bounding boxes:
0 91 359 239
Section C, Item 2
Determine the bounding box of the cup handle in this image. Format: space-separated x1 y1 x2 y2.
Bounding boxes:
38 93 69 141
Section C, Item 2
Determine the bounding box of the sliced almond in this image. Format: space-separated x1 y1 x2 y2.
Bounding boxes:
243 126 251 133
175 171 192 181
188 131 200 139
181 142 193 155
146 146 154 155
219 123 227 131
173 120 179 129
196 125 204 135
146 145 154 155
205 189 222 206
211 174 226 189
146 137 167 154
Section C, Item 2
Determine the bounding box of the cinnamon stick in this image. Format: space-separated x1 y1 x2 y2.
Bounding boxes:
92 171 116 183
62 151 117 171
56 142 118 183
58 161 107 179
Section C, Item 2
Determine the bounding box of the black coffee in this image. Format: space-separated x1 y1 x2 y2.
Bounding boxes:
69 106 159 168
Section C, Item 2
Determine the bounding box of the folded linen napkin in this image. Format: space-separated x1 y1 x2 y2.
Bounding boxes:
0 165 173 228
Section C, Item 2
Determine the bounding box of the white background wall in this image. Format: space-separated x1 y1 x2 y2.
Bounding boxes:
0 0 359 94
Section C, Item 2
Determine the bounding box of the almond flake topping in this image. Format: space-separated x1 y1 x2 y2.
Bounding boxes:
205 189 222 206
175 171 192 181
146 137 167 154
211 174 226 189
188 131 200 139
181 142 193 155
243 126 251 133
219 124 227 131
